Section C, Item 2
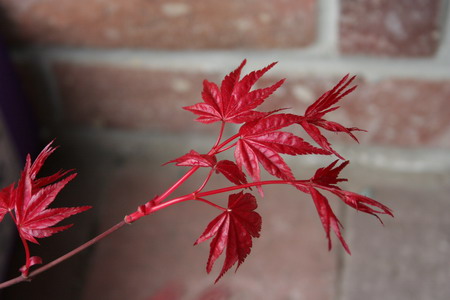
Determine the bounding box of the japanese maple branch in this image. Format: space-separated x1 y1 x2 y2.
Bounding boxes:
0 220 127 289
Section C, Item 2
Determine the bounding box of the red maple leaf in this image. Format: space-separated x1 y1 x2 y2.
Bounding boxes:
194 192 261 282
184 59 285 124
299 75 364 159
304 160 393 253
0 141 91 276
311 159 349 188
13 156 90 244
235 114 329 192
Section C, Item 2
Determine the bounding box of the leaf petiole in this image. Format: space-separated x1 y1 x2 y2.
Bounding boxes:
194 197 226 211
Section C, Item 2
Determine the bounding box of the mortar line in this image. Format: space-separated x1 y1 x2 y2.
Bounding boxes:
437 0 450 60
316 0 340 56
10 47 450 81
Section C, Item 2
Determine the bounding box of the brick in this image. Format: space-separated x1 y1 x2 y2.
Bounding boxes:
343 79 450 148
53 62 220 133
341 172 450 300
0 0 316 49
339 0 442 57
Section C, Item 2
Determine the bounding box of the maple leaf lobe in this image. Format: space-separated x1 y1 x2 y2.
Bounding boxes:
184 60 285 124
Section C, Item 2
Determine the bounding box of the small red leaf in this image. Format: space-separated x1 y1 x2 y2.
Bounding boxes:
312 160 349 188
165 150 216 167
195 192 261 282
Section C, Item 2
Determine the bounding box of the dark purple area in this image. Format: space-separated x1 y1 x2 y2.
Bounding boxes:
0 40 38 162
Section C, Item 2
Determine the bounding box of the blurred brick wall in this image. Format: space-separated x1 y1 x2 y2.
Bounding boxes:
0 0 448 156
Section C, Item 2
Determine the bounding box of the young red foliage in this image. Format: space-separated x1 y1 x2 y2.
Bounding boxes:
194 192 262 282
180 61 392 282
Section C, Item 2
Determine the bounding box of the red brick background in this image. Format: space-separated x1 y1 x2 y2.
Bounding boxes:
0 0 316 49
1 0 450 299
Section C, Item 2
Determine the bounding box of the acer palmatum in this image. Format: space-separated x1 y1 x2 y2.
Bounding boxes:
0 60 392 288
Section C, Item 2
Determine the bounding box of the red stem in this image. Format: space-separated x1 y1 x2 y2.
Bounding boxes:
195 169 214 194
153 166 200 205
215 142 237 154
212 121 226 150
195 198 226 211
19 235 31 277
196 179 309 198
153 123 230 206
214 133 240 153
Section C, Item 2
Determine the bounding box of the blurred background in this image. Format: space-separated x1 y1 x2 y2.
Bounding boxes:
0 0 449 299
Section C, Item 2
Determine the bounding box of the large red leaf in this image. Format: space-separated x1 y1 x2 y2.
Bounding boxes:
184 60 285 124
194 192 261 282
